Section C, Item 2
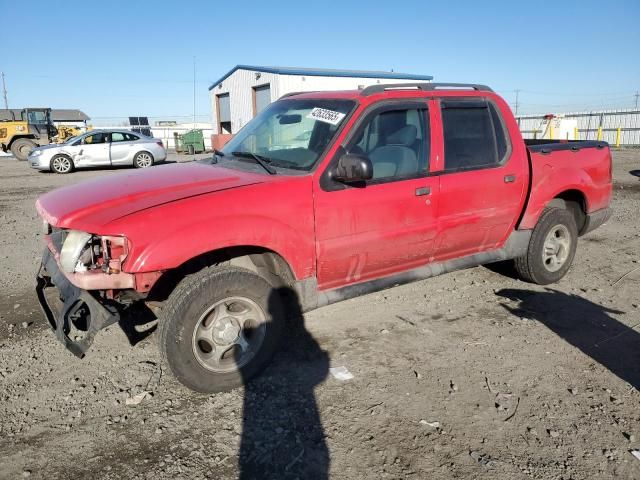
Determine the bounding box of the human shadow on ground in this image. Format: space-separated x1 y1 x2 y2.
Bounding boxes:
496 288 640 389
239 287 330 480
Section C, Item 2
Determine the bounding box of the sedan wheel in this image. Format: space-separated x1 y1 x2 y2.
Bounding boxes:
51 155 73 174
134 152 154 168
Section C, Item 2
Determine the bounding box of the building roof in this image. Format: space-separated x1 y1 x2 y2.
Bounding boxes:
208 65 433 91
0 108 90 122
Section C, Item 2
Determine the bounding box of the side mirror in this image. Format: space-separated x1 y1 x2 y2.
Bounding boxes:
333 153 373 183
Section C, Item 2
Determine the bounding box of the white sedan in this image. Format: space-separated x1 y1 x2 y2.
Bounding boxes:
28 130 167 174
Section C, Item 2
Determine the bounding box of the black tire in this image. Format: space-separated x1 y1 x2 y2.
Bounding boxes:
159 266 284 393
133 151 154 168
10 138 37 161
50 154 74 174
514 207 578 285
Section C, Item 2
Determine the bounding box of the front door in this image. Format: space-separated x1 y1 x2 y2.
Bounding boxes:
75 132 110 167
314 102 439 290
434 98 527 260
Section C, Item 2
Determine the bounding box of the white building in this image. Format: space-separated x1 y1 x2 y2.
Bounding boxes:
208 65 433 138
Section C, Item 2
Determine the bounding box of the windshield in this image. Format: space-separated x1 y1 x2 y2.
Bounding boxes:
222 99 356 170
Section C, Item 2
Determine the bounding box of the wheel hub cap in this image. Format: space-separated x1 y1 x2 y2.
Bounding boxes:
191 297 267 373
212 317 241 345
542 224 571 272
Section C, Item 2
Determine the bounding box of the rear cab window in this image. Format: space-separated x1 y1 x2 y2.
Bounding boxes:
441 99 510 171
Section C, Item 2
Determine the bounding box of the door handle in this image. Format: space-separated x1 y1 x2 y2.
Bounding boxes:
504 175 516 183
415 186 431 196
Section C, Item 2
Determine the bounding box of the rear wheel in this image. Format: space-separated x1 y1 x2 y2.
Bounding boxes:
134 151 154 168
514 207 578 284
50 154 74 174
159 266 284 393
10 138 37 161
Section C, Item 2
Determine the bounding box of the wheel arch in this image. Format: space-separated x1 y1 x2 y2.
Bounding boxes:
146 245 297 302
8 134 36 148
546 189 588 234
519 186 589 232
134 150 154 160
50 153 75 172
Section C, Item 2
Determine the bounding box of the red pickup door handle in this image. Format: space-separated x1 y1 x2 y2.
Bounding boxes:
415 187 431 196
504 175 516 183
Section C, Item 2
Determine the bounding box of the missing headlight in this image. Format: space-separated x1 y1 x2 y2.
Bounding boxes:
59 230 93 273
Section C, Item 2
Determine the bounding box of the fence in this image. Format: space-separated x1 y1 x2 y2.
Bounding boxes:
516 109 640 146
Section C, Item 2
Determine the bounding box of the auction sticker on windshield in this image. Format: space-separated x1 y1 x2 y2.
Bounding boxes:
307 107 346 126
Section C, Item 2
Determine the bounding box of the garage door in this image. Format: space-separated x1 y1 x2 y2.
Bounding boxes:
254 84 271 115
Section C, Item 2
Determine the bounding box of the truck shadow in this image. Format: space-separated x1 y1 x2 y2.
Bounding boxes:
117 303 158 346
495 288 640 390
239 287 330 479
630 169 640 178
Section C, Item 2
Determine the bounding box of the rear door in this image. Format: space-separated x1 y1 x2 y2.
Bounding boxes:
314 101 440 290
109 132 139 164
434 98 527 260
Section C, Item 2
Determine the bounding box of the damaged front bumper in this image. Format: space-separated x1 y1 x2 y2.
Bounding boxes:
36 248 120 358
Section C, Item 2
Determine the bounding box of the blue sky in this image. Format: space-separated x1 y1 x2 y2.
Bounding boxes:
3 0 638 123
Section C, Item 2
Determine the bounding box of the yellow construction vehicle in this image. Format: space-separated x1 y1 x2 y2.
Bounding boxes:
0 108 58 160
53 125 84 143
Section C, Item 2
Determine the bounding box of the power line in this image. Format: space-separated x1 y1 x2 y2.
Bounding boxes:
635 91 639 109
514 89 520 116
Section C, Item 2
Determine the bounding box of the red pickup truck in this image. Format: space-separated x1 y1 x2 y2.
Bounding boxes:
35 83 612 393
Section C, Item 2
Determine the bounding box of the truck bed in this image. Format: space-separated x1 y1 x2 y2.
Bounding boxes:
518 139 612 231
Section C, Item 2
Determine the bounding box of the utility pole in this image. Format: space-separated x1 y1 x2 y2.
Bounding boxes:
514 89 521 116
193 57 196 127
1 72 8 109
635 91 639 110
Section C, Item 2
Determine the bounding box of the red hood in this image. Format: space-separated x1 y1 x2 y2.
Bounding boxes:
36 163 266 233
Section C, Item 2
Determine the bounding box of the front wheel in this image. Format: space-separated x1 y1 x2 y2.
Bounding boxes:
50 155 74 174
133 151 154 168
159 266 284 393
514 207 578 285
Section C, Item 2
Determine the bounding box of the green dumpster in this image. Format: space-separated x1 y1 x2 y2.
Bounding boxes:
176 129 205 154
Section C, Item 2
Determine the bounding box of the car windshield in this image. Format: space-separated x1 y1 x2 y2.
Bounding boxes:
221 98 356 170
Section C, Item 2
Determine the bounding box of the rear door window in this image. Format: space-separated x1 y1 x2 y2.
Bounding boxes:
441 99 509 171
111 132 138 142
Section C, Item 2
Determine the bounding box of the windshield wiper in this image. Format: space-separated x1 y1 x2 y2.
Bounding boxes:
231 151 277 175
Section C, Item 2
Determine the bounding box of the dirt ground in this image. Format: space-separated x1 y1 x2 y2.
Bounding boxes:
0 150 639 480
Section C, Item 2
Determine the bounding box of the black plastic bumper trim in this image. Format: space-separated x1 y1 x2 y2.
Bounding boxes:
36 248 120 358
